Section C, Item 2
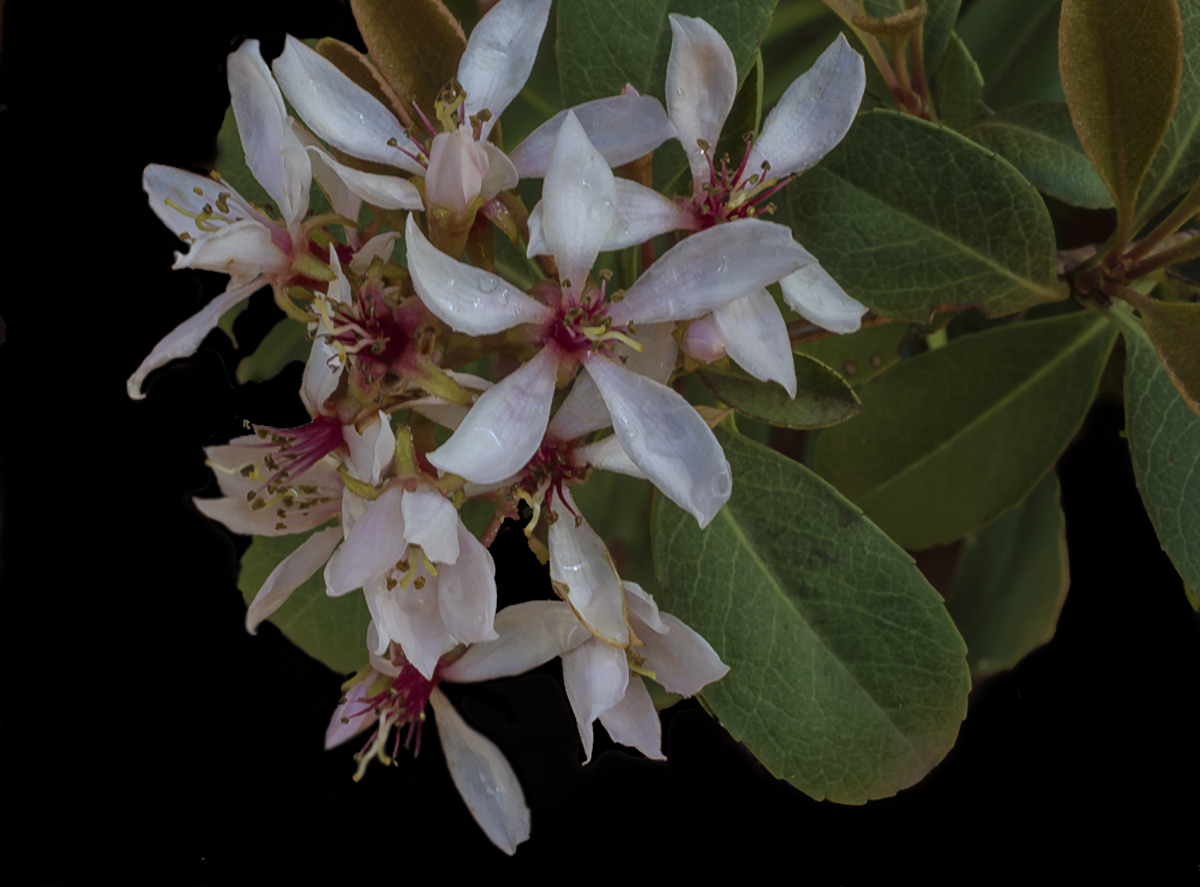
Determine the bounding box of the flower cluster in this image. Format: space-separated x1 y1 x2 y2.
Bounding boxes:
133 0 865 855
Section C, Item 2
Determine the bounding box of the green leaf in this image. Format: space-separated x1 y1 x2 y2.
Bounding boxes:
238 527 371 675
695 352 861 428
652 426 970 803
1110 302 1200 605
1059 0 1182 241
557 0 777 106
945 470 1069 677
1138 0 1200 228
795 313 953 386
966 101 1114 209
1117 289 1200 417
788 110 1065 322
811 310 1118 550
236 318 311 384
957 0 1063 112
934 31 989 132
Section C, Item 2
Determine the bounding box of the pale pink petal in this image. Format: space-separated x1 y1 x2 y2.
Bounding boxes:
305 145 422 211
272 35 424 174
680 315 728 363
584 355 731 528
142 165 265 238
245 525 343 633
598 675 664 760
479 142 519 200
778 263 867 334
349 232 401 276
194 492 340 537
623 581 666 633
425 129 489 213
324 672 378 749
524 202 549 257
572 435 646 479
562 639 630 763
324 485 406 595
171 219 290 278
128 277 265 400
436 522 499 644
343 411 394 485
441 601 592 682
509 94 675 178
402 488 462 564
406 214 552 335
599 179 700 251
713 289 797 397
745 34 865 180
610 219 808 326
429 689 530 855
666 15 737 196
426 347 559 484
367 622 401 675
384 567 455 679
548 489 629 646
637 612 729 697
458 0 553 138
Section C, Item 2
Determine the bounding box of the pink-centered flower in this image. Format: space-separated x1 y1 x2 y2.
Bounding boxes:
406 111 812 526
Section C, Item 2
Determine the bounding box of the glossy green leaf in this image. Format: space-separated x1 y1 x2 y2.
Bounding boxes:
945 471 1069 677
236 318 311 384
1138 0 1200 227
1111 302 1200 605
795 313 953 386
935 32 989 132
966 101 1113 209
811 311 1118 550
1059 0 1182 236
239 526 371 675
652 426 970 803
557 0 776 106
958 0 1063 111
1118 288 1200 417
695 352 861 428
788 110 1065 322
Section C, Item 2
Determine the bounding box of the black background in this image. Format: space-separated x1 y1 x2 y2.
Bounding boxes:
2 0 1198 881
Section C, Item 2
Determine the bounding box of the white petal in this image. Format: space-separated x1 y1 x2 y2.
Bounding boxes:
548 490 629 646
441 601 592 682
408 371 494 431
246 525 343 633
666 15 737 195
172 219 290 280
324 672 378 749
425 128 489 213
385 568 454 679
324 485 406 594
437 522 499 644
301 124 363 223
429 689 530 856
479 142 520 199
458 0 553 137
542 111 616 300
228 39 311 227
142 165 265 237
509 94 675 178
623 581 666 634
562 640 629 763
272 35 424 173
746 33 865 179
778 263 867 333
305 145 422 211
426 347 558 484
611 219 809 325
349 231 401 276
713 289 797 397
406 214 552 334
639 612 729 697
402 487 462 564
341 488 368 539
598 675 664 760
367 622 401 675
128 278 265 400
343 411 394 485
572 435 646 479
584 355 731 528
194 490 339 537
598 179 699 251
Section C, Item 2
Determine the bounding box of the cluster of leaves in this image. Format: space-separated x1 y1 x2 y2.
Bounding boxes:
220 0 1200 805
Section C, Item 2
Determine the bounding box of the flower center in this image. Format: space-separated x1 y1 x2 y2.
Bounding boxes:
689 135 792 228
346 659 440 781
541 274 642 362
229 417 343 530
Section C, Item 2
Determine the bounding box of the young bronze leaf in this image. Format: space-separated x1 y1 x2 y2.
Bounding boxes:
1059 0 1182 243
1118 288 1200 417
350 0 466 125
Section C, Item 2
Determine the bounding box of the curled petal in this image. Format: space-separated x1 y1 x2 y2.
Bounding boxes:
429 689 530 856
571 435 646 479
349 231 401 276
402 487 462 564
172 219 290 279
713 289 797 397
246 525 343 634
426 347 559 484
441 601 592 682
746 33 865 180
479 142 519 200
509 94 675 178
324 485 406 595
666 15 738 195
302 337 343 416
623 581 666 634
302 127 363 223
611 219 809 325
406 214 551 334
598 675 664 760
273 35 424 174
584 355 731 528
562 640 629 763
638 613 729 697
128 278 265 400
548 490 629 646
541 111 616 301
305 145 423 211
325 672 378 750
343 411 395 485
778 262 867 334
437 522 499 645
599 179 700 251
458 0 553 137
